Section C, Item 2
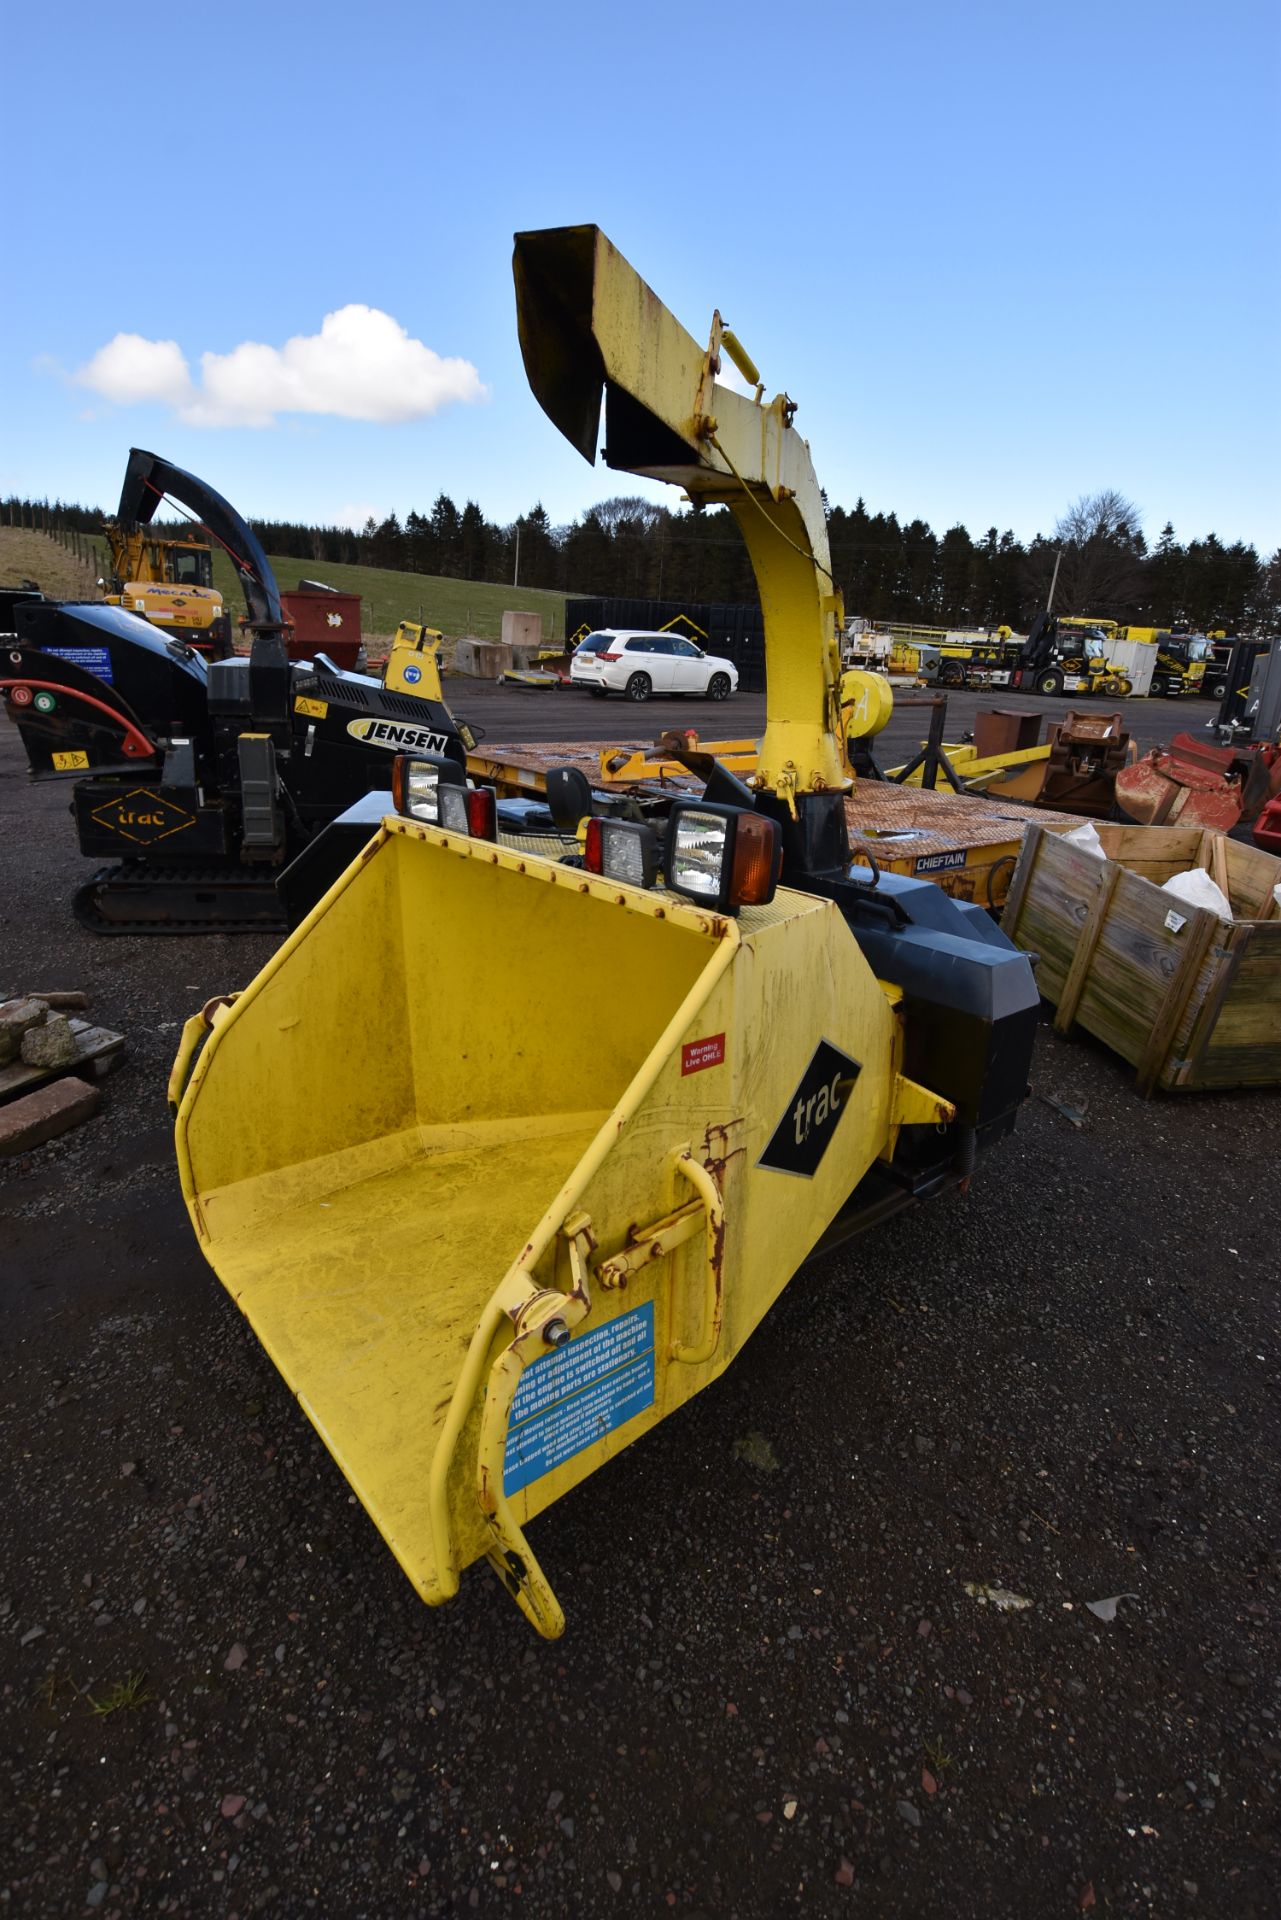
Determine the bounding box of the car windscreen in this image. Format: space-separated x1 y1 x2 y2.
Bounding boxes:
575 633 613 653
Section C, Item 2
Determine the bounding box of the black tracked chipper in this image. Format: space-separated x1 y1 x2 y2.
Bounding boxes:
2 452 469 932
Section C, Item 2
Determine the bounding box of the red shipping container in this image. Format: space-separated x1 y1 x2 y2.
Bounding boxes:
279 583 364 669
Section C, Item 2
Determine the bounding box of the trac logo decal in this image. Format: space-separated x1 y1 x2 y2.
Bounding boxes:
345 716 451 755
914 848 968 874
758 1039 861 1179
90 788 195 845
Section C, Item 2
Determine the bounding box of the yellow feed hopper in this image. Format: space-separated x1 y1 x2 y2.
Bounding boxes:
173 816 950 1635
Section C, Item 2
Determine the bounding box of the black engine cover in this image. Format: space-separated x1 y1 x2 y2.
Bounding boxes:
281 669 467 827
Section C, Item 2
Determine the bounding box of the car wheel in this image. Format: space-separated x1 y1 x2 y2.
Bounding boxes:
1208 678 1227 700
624 672 652 702
1036 671 1063 695
707 672 731 701
1150 676 1167 698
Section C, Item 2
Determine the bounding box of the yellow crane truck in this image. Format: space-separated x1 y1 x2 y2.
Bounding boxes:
1111 626 1210 698
169 226 1040 1638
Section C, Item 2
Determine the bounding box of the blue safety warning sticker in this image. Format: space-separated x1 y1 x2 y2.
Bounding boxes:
46 645 113 684
504 1301 655 1497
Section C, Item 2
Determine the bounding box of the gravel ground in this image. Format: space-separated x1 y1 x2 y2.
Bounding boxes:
2 705 1278 1919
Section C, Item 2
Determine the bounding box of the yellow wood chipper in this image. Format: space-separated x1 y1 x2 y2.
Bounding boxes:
170 227 1040 1637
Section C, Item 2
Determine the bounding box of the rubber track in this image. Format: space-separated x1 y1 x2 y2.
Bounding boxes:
72 863 288 936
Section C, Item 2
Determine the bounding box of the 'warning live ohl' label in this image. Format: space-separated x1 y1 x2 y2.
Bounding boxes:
681 1033 725 1075
503 1303 655 1497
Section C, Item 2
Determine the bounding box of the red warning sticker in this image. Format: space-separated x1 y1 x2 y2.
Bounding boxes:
681 1033 726 1076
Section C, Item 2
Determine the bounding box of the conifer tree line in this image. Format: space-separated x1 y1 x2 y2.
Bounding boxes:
5 487 1276 633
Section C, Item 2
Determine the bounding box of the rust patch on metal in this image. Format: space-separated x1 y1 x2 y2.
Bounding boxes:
199 993 237 1027
846 783 1079 860
701 1118 747 1188
707 1195 726 1343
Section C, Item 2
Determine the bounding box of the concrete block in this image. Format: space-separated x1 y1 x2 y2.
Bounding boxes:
0 1077 101 1156
453 638 513 681
501 611 544 653
21 1014 78 1068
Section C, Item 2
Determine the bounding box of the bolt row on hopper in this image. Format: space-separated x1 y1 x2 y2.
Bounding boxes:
171 227 1040 1636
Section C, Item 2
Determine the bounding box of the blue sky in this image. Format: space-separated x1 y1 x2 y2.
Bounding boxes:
3 0 1277 554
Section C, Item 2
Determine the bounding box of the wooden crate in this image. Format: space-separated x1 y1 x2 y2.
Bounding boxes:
1003 823 1281 1094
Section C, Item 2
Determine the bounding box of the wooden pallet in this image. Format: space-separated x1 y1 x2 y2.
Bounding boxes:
0 1018 126 1108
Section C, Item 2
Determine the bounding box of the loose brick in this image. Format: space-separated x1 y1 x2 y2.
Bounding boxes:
0 1077 100 1156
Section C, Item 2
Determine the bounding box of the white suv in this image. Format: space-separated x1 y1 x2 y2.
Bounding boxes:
569 630 739 702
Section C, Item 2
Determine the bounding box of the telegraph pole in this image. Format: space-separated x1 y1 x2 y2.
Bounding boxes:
1046 548 1062 613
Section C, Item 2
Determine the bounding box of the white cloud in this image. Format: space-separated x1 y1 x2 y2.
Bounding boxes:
75 333 195 409
72 307 486 429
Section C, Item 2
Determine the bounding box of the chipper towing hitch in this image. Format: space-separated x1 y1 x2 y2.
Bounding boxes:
171 227 1039 1636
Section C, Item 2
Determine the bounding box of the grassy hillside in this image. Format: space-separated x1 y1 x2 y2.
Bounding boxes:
0 527 567 646
0 529 101 600
208 549 566 643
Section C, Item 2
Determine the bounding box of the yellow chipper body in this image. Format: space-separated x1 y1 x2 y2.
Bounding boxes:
173 225 1039 1635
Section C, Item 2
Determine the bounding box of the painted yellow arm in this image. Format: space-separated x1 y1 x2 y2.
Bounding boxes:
513 225 848 799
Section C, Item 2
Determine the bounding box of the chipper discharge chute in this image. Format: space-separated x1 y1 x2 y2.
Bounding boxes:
172 226 1040 1637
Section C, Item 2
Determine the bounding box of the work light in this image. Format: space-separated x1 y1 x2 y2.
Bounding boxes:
664 802 781 913
584 817 659 888
391 752 466 824
438 784 469 834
